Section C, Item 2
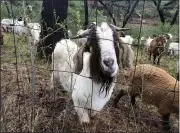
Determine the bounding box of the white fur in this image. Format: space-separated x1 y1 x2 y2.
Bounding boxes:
51 22 119 123
97 22 118 77
51 39 78 92
127 45 134 69
168 33 173 39
144 37 153 52
168 42 179 57
72 52 115 123
27 23 41 45
120 35 134 46
140 36 147 45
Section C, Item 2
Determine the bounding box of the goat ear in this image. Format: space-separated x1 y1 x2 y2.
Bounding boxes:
73 44 89 74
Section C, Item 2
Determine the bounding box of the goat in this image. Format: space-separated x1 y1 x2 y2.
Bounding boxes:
119 37 134 70
149 36 167 65
168 42 179 58
27 23 41 45
73 22 97 48
51 22 129 123
113 64 179 131
1 18 18 32
120 35 134 46
143 34 157 53
163 33 173 41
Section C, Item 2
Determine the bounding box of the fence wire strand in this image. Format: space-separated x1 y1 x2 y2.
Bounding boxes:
0 0 179 132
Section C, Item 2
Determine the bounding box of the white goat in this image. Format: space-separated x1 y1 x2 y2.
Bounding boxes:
143 37 154 52
12 20 27 35
119 38 134 69
1 18 18 32
120 35 134 46
51 22 127 123
27 23 41 44
168 42 179 58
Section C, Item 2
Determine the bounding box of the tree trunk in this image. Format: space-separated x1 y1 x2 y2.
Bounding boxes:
122 0 139 28
37 0 68 60
4 1 11 18
170 8 179 26
157 8 165 25
84 0 89 29
153 0 165 25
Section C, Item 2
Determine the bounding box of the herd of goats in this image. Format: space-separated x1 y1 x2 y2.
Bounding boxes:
1 18 179 131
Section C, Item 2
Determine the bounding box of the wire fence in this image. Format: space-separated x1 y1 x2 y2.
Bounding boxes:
0 0 179 132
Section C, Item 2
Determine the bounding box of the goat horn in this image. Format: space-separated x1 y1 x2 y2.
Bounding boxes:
109 24 130 31
70 29 90 39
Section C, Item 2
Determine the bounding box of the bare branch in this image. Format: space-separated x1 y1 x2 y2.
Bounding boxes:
170 7 179 26
164 0 175 7
98 0 116 25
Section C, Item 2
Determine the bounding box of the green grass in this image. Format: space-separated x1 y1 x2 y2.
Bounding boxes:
132 46 178 78
125 23 179 39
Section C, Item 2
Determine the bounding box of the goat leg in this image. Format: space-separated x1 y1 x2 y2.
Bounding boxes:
153 55 156 64
162 114 171 131
131 95 136 106
149 52 151 61
113 90 125 108
157 51 164 65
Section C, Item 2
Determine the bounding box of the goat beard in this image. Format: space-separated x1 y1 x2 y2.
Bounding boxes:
99 79 114 98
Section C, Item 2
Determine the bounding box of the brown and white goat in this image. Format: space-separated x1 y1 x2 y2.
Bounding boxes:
149 36 167 65
51 22 129 123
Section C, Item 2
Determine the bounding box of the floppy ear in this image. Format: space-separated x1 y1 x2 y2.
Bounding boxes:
73 44 89 74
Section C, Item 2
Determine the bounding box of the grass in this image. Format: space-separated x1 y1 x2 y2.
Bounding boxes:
1 25 179 132
124 23 179 39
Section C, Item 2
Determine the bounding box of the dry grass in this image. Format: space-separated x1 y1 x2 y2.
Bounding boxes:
0 33 179 132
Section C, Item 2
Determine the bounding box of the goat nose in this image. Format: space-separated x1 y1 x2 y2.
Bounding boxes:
103 58 114 67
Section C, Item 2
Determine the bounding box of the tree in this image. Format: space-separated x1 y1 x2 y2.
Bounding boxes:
122 0 139 27
4 1 11 18
98 0 117 25
170 7 179 26
37 0 68 60
100 0 140 27
153 0 179 25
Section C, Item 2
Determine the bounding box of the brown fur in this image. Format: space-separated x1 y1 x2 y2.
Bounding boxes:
114 64 179 130
149 36 166 65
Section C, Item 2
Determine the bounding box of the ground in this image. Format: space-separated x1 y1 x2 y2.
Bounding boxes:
0 33 179 132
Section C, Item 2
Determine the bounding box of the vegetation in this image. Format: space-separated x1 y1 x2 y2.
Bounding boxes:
0 0 179 132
